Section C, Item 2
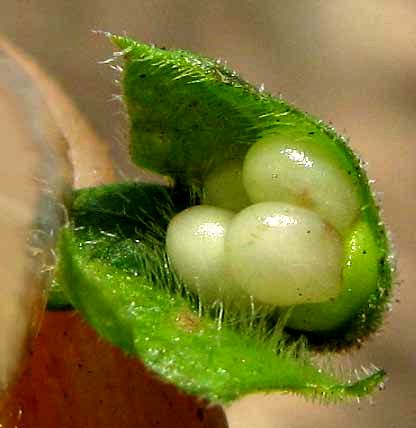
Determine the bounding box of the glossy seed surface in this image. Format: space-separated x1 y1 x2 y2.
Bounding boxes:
166 205 235 299
243 135 361 235
203 160 250 212
225 202 344 306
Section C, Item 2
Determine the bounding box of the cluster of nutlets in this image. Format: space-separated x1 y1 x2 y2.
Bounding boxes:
166 134 375 332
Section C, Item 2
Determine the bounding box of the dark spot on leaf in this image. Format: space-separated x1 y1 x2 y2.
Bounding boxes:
140 74 146 78
176 310 201 332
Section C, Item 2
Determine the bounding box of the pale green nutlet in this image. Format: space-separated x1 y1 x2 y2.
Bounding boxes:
53 35 393 404
202 160 251 212
166 205 235 300
243 135 361 236
224 202 343 306
286 220 381 332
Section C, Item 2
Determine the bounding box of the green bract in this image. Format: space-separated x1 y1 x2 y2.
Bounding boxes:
53 34 393 403
57 183 385 403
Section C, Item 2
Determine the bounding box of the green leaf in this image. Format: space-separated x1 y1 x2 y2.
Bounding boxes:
108 35 393 349
57 183 385 403
111 35 365 187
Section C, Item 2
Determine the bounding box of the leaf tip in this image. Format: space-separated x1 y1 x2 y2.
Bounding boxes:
345 368 387 399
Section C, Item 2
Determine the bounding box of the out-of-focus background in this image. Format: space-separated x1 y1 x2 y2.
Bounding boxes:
1 1 415 427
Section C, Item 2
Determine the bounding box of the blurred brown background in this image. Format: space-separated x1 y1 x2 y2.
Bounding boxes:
1 1 415 427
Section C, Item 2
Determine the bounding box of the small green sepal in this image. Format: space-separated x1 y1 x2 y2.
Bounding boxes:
56 183 386 403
